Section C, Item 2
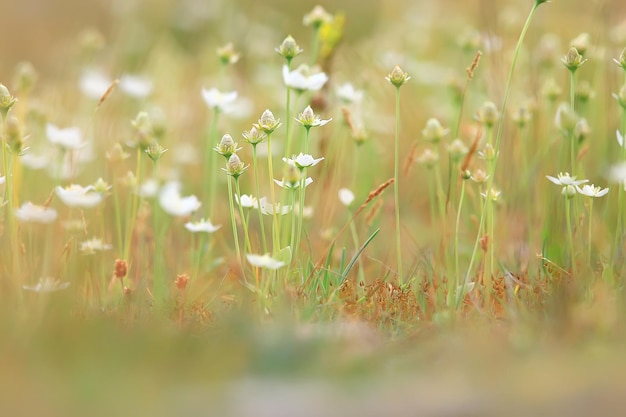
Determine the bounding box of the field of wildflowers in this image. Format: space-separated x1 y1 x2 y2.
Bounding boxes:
3 0 626 415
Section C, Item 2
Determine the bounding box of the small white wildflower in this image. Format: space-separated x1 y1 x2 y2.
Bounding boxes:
576 184 609 198
137 178 160 198
235 194 258 208
158 181 201 217
79 69 111 99
201 87 238 113
184 218 221 233
295 106 332 129
480 187 502 202
119 74 153 98
20 152 51 170
80 238 113 255
282 153 324 169
338 188 355 207
246 253 286 270
56 184 103 208
23 277 70 293
336 83 363 104
609 162 626 183
546 172 589 187
274 177 313 190
16 202 58 224
259 197 291 216
283 65 328 92
46 123 86 150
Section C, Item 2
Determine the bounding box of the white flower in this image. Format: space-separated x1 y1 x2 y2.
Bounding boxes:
201 87 238 113
336 83 363 104
338 188 355 207
480 187 502 202
158 181 201 217
184 218 221 233
23 277 70 293
20 152 51 170
80 238 113 254
617 130 625 148
79 69 111 99
259 197 291 216
274 177 313 190
608 162 626 183
0 175 4 185
16 202 58 223
137 178 160 198
56 184 103 208
46 123 86 150
282 153 324 169
246 253 286 270
282 65 328 91
235 194 258 208
576 184 609 198
119 74 153 98
546 172 589 187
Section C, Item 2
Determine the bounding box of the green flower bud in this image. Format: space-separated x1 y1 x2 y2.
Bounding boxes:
131 111 153 150
476 101 499 128
613 84 626 109
542 78 562 102
13 62 38 95
4 116 25 154
421 118 449 144
145 141 168 163
303 5 333 29
0 84 18 118
214 134 240 159
223 153 248 179
386 65 410 88
614 48 626 72
216 42 240 66
254 109 282 134
562 46 587 72
554 103 579 133
275 35 303 62
242 126 267 146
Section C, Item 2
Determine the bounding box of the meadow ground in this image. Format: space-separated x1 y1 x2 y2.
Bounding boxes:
2 0 626 415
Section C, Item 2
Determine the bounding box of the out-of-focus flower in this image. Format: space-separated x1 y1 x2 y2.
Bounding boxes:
119 74 153 99
246 253 286 270
46 123 86 150
282 153 324 169
336 83 363 104
80 238 113 254
16 202 58 223
338 188 355 207
283 65 328 92
56 184 103 208
184 218 221 233
201 88 237 113
158 181 201 217
23 277 70 293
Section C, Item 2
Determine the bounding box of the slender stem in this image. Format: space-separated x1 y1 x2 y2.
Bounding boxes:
295 129 311 261
226 175 242 266
123 149 143 262
451 179 467 307
394 86 404 285
234 178 252 254
252 146 268 253
284 60 294 158
566 197 577 276
267 132 280 252
587 197 593 266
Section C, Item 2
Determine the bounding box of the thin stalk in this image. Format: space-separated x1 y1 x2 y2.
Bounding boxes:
206 108 220 216
450 178 467 307
252 146 268 253
566 196 577 276
295 128 311 261
226 175 242 266
152 161 165 302
234 178 252 254
588 198 594 266
393 86 404 284
267 132 280 252
123 149 143 263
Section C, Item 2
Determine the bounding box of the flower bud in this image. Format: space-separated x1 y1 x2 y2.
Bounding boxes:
562 184 577 199
421 118 449 143
471 169 489 183
242 126 266 146
255 109 282 134
216 42 240 66
303 5 333 28
145 141 168 162
224 153 247 178
214 134 238 159
574 118 591 143
447 139 469 162
92 178 112 194
13 62 38 95
554 103 578 133
131 111 153 149
386 65 410 88
285 164 301 188
461 169 472 180
476 101 499 128
275 35 303 62
416 148 439 169
0 84 18 117
4 116 25 154
562 47 587 72
575 80 594 104
541 78 562 102
511 105 532 129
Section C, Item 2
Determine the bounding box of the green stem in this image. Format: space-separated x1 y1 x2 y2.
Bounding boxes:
267 133 280 252
450 179 467 307
566 197 577 276
588 199 593 267
226 175 242 267
206 108 220 216
394 87 404 285
252 146 268 253
234 178 252 254
123 149 143 263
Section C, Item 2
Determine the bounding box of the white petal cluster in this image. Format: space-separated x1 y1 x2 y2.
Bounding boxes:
159 181 201 217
